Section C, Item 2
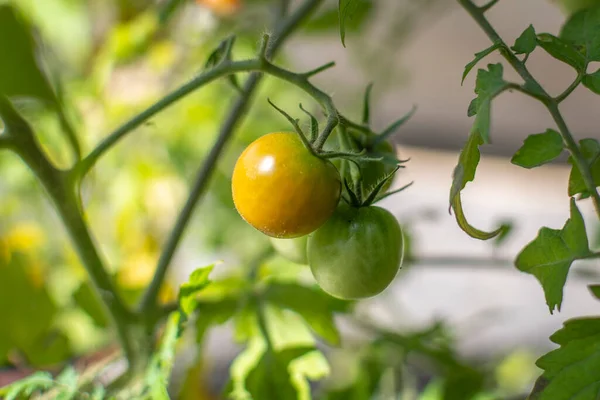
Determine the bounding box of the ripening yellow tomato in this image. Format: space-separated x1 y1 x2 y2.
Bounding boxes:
195 0 241 16
232 132 341 238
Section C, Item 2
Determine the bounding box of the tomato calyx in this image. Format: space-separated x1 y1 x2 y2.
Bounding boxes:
342 165 409 208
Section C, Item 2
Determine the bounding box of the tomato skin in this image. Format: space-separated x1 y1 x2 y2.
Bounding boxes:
270 236 308 265
307 205 403 299
232 132 341 238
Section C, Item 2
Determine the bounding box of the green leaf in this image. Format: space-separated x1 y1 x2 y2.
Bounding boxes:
54 366 78 400
196 297 240 344
583 68 600 94
178 265 214 318
462 42 501 84
0 371 54 400
338 0 371 47
452 65 524 240
0 5 56 102
471 64 508 143
306 2 372 36
265 282 351 345
193 276 247 344
229 340 328 400
450 115 483 202
590 284 600 300
444 366 485 400
512 25 537 55
467 98 478 117
144 313 182 400
451 195 506 241
560 5 600 63
228 303 330 400
531 317 600 400
568 139 600 197
511 129 564 168
515 198 591 313
536 33 587 70
0 253 67 366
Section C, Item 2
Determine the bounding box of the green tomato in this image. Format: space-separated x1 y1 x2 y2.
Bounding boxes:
307 204 403 299
552 0 600 13
270 236 308 265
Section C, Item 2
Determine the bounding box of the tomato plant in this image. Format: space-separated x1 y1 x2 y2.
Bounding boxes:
2 0 600 399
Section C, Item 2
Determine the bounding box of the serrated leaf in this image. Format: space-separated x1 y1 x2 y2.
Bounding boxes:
265 282 351 345
0 5 56 102
228 302 330 400
511 129 564 168
0 371 54 400
568 139 600 197
178 265 214 318
54 366 78 400
536 33 587 70
531 317 600 400
471 64 508 143
512 25 537 55
583 69 600 94
144 313 181 400
338 0 370 47
450 119 483 202
462 42 500 84
288 350 330 399
515 198 591 313
229 342 326 400
560 5 600 63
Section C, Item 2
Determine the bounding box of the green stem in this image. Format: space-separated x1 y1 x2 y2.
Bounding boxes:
56 104 82 161
138 0 326 313
458 0 548 98
555 72 584 103
75 51 340 180
0 98 138 367
0 135 12 150
548 102 600 217
479 0 499 12
458 0 600 220
74 59 259 179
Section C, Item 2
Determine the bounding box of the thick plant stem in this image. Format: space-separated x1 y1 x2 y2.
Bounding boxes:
458 0 600 219
138 0 326 313
0 97 139 368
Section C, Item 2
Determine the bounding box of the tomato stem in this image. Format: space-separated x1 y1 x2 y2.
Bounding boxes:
458 0 600 220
